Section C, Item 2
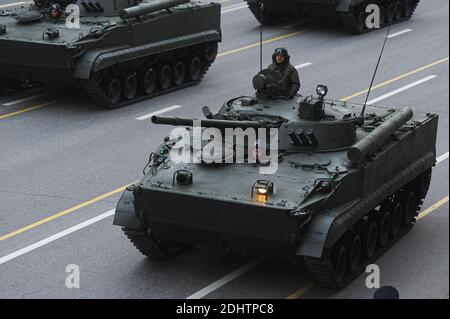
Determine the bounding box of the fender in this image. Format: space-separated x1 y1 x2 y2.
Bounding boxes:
298 152 435 258
73 30 221 79
113 190 144 230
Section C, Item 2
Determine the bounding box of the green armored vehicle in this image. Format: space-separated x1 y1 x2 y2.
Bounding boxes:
0 0 221 108
245 0 420 33
114 69 437 289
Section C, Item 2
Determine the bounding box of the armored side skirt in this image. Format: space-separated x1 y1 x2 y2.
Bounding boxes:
114 189 302 258
246 0 338 17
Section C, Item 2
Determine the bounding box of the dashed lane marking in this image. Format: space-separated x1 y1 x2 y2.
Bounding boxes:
367 75 437 105
387 29 413 39
136 105 182 121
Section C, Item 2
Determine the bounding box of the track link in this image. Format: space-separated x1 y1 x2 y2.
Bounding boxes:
304 168 431 290
339 0 420 34
82 44 216 109
304 226 412 290
123 227 186 259
247 3 283 25
247 0 419 33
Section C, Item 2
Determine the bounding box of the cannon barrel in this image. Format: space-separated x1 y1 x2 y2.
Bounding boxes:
347 107 414 163
120 0 190 20
151 116 263 129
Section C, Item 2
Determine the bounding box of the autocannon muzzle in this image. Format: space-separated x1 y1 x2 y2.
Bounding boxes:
151 115 264 129
120 0 190 20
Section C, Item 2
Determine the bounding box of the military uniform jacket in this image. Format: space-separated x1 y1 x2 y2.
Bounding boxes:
268 62 301 98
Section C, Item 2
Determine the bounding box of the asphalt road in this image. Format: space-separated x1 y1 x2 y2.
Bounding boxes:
0 0 448 299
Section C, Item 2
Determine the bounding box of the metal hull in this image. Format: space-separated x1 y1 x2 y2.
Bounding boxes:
114 102 438 259
0 40 75 85
132 189 301 258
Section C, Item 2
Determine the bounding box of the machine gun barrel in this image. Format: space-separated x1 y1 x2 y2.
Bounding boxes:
347 107 414 164
151 116 263 129
120 0 190 20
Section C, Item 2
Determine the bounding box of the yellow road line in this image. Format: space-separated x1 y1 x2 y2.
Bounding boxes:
286 195 449 299
0 184 131 241
417 195 449 221
218 31 306 58
341 57 449 101
0 97 69 120
286 281 316 299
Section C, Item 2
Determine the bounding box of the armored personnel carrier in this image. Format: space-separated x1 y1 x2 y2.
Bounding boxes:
245 0 420 34
114 69 438 289
0 0 221 108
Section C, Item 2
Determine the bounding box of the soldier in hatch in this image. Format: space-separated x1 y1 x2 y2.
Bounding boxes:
268 47 300 98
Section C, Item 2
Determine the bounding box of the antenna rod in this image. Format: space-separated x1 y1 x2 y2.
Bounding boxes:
360 23 392 123
259 1 264 71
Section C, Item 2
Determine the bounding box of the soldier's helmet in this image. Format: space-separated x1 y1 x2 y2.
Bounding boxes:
272 47 290 64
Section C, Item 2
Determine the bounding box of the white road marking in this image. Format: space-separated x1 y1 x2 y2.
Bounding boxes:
136 105 182 121
221 3 247 14
367 75 437 105
387 29 413 39
437 152 449 164
0 1 30 8
295 62 313 69
219 0 238 4
186 257 267 299
0 210 115 266
2 92 52 107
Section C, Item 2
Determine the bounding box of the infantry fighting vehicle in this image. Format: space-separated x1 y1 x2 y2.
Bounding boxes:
114 69 438 289
245 0 420 34
0 0 221 108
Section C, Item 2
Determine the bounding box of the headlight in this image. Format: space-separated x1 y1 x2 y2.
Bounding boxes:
252 180 274 202
316 84 328 98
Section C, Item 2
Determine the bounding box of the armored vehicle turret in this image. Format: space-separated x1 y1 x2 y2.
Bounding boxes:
114 69 438 289
245 0 420 34
0 0 221 108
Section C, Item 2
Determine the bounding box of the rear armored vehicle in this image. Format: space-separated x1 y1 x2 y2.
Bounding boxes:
0 0 221 108
245 0 420 34
114 69 438 289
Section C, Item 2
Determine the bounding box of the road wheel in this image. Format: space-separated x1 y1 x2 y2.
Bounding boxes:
348 233 362 273
391 201 403 237
158 65 172 90
403 191 418 226
331 243 348 283
363 219 378 259
377 210 391 247
122 73 138 101
139 68 156 95
173 61 186 86
102 78 121 107
188 57 202 82
394 1 403 20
